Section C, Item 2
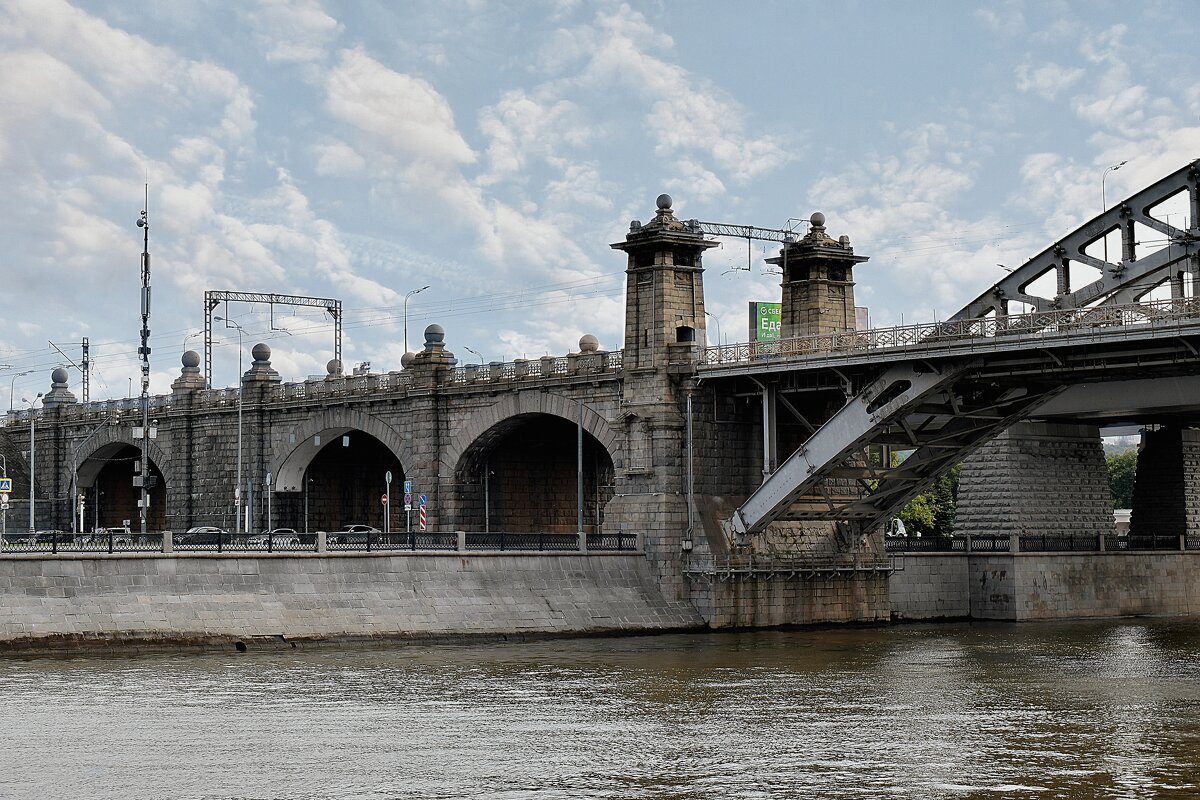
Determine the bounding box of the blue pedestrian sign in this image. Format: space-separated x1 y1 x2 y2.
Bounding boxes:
419 494 427 506
0 478 11 493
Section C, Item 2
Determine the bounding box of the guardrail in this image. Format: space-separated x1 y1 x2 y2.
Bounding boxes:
702 298 1200 368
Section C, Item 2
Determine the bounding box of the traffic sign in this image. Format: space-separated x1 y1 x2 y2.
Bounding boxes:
404 480 412 493
419 494 427 506
385 471 393 484
381 494 389 506
0 478 11 493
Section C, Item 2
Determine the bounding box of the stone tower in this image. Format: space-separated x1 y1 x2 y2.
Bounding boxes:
611 194 718 370
766 212 868 338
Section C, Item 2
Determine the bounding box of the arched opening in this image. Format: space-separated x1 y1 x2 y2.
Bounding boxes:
273 430 404 533
77 443 167 531
456 414 615 533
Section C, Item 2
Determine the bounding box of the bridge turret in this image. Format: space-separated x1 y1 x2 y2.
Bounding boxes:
243 343 281 384
612 194 718 370
41 367 76 409
408 324 456 388
171 350 206 395
766 211 868 338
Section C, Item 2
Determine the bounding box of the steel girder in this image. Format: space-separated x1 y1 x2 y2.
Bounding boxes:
952 160 1200 320
727 360 1061 539
725 328 1200 541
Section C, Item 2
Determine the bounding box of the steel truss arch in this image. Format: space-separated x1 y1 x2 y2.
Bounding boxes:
952 159 1200 321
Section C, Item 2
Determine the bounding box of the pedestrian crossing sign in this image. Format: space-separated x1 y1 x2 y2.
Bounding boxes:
0 478 11 493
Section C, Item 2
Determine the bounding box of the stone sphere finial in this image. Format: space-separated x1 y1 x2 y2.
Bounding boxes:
578 334 599 353
182 350 200 368
51 367 69 384
400 352 415 369
656 193 673 211
252 343 271 362
424 323 445 347
326 358 342 376
810 211 826 228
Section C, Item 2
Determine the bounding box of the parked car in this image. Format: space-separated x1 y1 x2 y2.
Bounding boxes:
87 526 134 546
176 526 229 546
246 528 301 548
327 524 382 545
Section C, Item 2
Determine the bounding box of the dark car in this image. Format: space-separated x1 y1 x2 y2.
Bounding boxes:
247 528 300 548
327 524 382 545
176 526 229 546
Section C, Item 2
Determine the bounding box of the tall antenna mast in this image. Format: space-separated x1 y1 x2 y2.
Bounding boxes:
135 184 152 537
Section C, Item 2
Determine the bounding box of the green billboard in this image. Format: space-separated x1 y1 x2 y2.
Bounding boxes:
749 302 781 342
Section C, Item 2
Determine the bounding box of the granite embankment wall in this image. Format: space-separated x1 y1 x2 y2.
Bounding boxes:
0 552 704 652
890 552 1200 621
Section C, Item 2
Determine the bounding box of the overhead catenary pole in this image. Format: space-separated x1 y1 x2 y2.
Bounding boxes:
216 316 246 536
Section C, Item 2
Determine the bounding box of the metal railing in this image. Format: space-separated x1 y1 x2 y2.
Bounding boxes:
464 532 579 551
683 553 894 577
702 298 1200 368
1 531 166 553
0 530 643 555
885 533 1200 553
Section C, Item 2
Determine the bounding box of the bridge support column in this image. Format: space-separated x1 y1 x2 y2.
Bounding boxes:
956 422 1112 537
1129 427 1200 537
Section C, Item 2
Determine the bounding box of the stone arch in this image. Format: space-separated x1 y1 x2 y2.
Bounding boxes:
75 425 176 489
271 407 413 492
444 391 621 476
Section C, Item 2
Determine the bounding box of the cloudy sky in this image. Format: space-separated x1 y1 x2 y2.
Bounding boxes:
1 0 1198 404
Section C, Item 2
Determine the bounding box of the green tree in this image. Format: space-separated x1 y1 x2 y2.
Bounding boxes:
1107 449 1137 508
893 461 960 537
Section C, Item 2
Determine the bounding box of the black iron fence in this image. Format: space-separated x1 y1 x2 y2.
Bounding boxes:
0 529 641 555
1 531 165 553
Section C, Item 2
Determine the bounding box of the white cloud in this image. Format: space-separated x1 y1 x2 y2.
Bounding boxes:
312 140 366 176
247 0 341 64
975 2 1025 37
1016 61 1085 101
324 47 476 170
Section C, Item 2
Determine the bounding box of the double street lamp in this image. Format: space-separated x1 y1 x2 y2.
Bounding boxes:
214 316 245 534
403 285 431 354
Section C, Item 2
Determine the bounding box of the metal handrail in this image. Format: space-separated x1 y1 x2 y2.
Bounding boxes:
701 298 1200 368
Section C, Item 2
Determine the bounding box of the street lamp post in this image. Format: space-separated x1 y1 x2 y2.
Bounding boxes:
403 285 431 354
462 346 485 365
704 311 722 348
215 316 245 534
9 371 34 413
23 394 42 534
1102 160 1128 264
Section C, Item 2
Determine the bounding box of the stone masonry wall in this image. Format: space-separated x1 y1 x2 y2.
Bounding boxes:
889 552 1200 621
956 421 1113 537
0 552 704 652
689 573 890 628
1130 427 1200 536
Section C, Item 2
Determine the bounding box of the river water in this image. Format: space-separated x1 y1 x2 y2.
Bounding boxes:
2 620 1199 799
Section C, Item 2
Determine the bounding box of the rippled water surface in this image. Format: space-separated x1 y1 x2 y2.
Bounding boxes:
3 620 1200 799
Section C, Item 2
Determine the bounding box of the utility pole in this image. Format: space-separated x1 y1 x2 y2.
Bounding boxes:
136 186 152 537
48 339 91 403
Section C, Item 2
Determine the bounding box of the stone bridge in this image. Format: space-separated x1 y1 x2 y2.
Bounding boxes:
5 160 1200 628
